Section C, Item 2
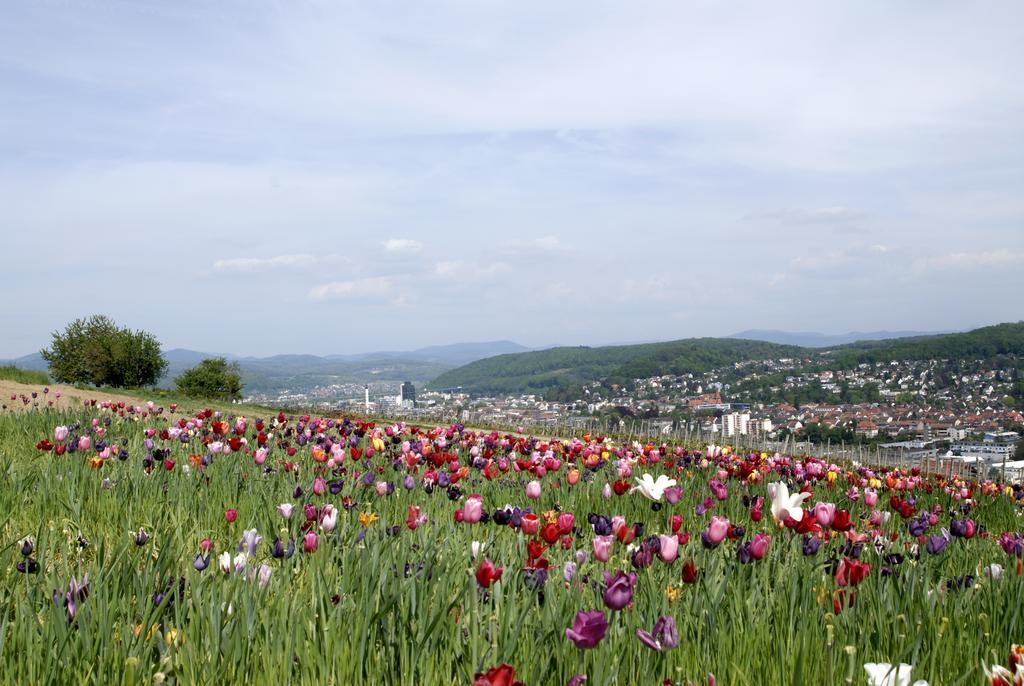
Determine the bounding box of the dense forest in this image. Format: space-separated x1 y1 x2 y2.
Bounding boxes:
429 323 1024 398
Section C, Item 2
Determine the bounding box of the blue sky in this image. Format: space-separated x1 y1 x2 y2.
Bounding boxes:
1 1 1022 357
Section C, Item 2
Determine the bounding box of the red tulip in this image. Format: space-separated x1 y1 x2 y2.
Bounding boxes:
475 559 503 588
225 509 238 523
473 663 523 686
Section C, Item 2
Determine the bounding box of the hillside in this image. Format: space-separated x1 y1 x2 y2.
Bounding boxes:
728 329 944 348
428 338 807 397
430 322 1024 397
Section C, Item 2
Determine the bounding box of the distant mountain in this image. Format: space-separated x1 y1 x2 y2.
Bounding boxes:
430 323 1024 397
3 342 530 396
728 329 947 348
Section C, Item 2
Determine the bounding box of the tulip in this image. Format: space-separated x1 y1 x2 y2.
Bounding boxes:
271 537 295 559
768 482 811 524
463 495 483 524
473 664 522 686
526 481 542 499
320 506 338 532
658 534 679 562
664 486 682 505
863 488 879 507
475 559 503 588
704 516 730 546
238 529 262 556
277 503 294 520
749 533 771 560
565 610 608 649
218 551 232 573
814 502 836 528
471 541 486 559
520 513 540 536
602 570 637 610
225 509 238 523
54 426 69 442
256 564 272 589
593 535 614 562
632 474 677 501
636 615 678 651
303 532 318 553
135 528 149 546
802 535 822 556
832 510 853 532
193 553 210 572
681 559 699 584
863 662 928 686
557 512 575 534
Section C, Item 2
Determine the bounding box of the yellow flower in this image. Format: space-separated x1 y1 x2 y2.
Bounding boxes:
665 585 680 603
826 471 838 484
165 628 185 647
542 510 558 525
359 511 378 528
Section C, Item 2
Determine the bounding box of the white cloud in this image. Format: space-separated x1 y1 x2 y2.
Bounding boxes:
214 254 326 272
382 239 423 253
912 249 1022 271
308 277 397 301
434 260 462 278
746 207 866 224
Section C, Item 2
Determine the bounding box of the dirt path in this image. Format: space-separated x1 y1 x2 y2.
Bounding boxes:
0 379 163 413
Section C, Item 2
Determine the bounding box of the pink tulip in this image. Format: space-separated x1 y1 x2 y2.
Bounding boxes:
302 532 318 552
54 426 69 442
313 478 326 496
593 535 614 562
557 512 575 534
277 503 294 519
814 502 836 528
863 488 878 507
749 533 771 560
78 436 91 451
706 516 730 545
463 495 483 524
602 483 612 499
375 481 389 496
658 534 679 562
520 514 540 536
525 481 542 499
254 448 268 465
611 516 626 536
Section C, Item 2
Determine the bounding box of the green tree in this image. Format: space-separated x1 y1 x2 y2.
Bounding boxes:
175 357 243 401
41 315 167 387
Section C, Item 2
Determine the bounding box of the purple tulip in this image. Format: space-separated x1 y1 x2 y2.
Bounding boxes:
636 615 678 651
565 609 608 649
602 570 637 610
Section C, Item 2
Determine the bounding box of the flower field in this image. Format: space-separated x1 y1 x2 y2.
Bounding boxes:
2 393 1023 685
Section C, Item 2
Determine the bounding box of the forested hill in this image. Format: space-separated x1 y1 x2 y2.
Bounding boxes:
428 323 1024 397
428 339 806 397
823 322 1024 367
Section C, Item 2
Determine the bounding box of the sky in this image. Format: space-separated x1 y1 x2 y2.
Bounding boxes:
1 0 1023 358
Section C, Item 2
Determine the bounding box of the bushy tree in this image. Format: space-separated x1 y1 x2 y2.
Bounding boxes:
175 357 243 401
41 315 167 387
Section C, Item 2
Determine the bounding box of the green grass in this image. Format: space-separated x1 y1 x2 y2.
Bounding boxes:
0 405 1020 684
0 365 50 385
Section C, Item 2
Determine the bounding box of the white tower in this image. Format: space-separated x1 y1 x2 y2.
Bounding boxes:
364 385 370 414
